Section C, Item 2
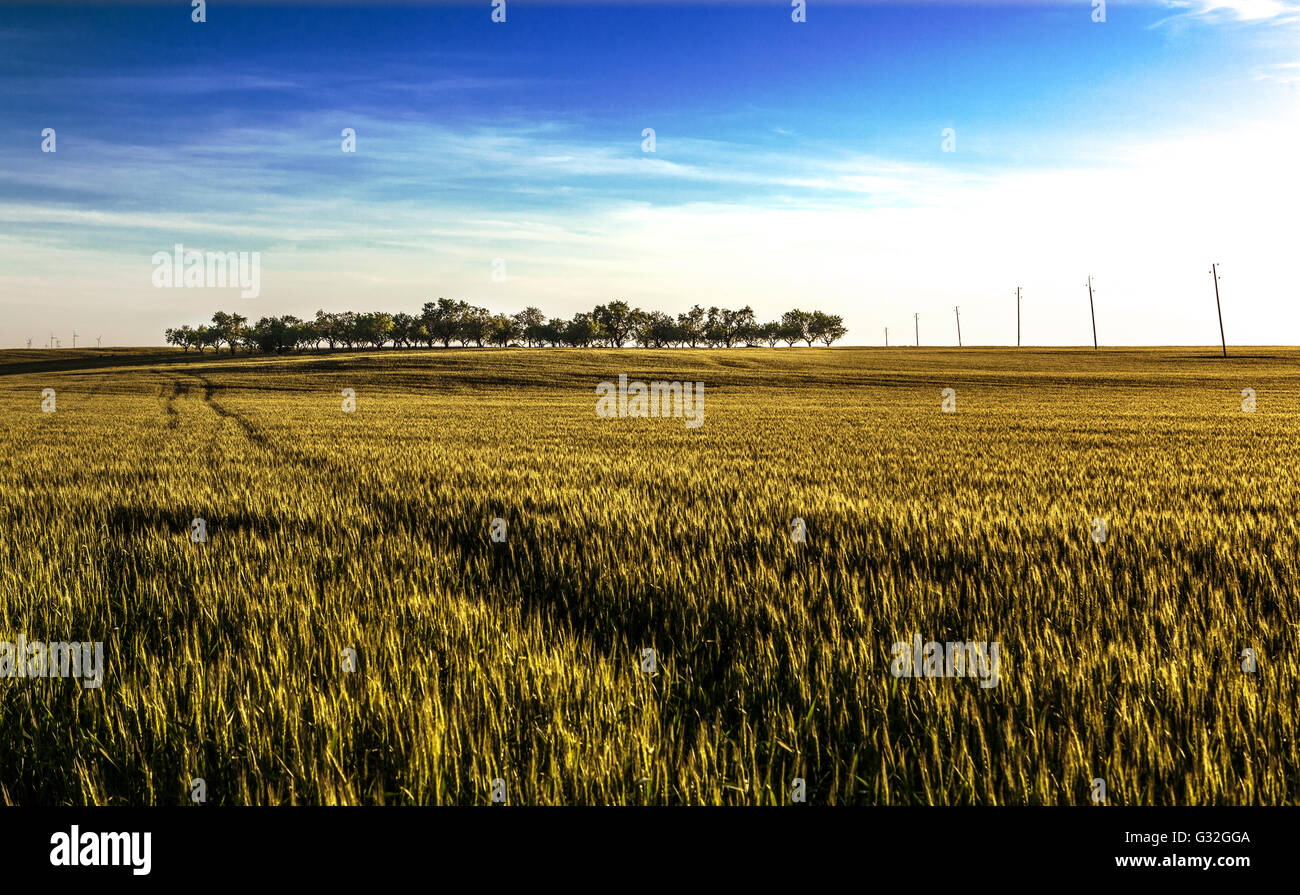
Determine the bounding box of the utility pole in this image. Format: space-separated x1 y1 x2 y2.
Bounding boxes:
72 331 78 349
1087 276 1098 350
954 306 962 347
1211 263 1227 358
885 326 888 348
914 313 920 347
1016 287 1022 347
97 335 102 349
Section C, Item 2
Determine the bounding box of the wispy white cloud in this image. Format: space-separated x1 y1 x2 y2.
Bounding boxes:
1255 60 1300 82
2 107 1295 347
3 2 1297 347
1162 0 1300 22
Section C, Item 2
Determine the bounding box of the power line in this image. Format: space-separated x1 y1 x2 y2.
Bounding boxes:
1087 276 1098 350
1211 263 1227 358
1016 286 1023 347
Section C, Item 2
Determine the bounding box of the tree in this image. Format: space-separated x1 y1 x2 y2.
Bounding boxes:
537 318 566 347
638 311 681 348
458 304 492 347
821 319 847 346
564 312 599 347
487 313 520 347
279 315 307 352
513 307 546 347
704 306 728 347
167 301 847 354
594 300 642 348
210 311 248 354
247 315 304 353
421 298 465 348
297 320 323 350
195 325 219 352
808 311 847 346
780 309 811 347
314 310 340 349
335 311 360 349
391 312 417 348
730 306 759 347
354 311 395 348
677 305 706 348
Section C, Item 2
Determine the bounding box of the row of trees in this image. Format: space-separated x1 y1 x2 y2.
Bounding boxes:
164 301 848 354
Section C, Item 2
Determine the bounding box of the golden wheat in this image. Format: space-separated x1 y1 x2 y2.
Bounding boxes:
0 346 1295 805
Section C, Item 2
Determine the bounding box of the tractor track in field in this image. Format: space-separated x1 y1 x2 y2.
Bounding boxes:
162 371 288 472
162 379 187 429
173 372 441 531
194 374 273 450
182 371 338 475
159 372 272 452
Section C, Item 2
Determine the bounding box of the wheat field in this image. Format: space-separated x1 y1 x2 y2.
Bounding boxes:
0 346 1295 805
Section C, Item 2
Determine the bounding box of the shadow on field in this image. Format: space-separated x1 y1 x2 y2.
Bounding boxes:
0 349 221 377
375 493 833 701
102 504 290 541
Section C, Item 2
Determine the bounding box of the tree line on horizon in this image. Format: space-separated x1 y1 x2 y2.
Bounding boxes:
164 300 848 353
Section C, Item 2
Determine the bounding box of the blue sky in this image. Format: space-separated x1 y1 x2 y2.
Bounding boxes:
2 1 1298 346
